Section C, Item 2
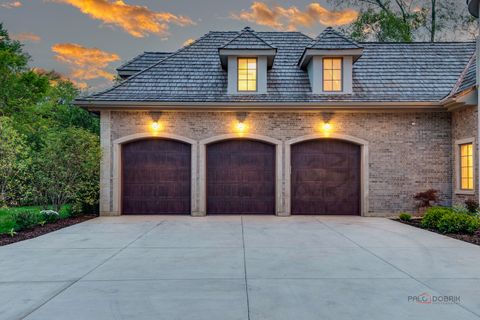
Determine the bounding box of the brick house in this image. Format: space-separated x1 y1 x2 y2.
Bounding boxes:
76 27 478 217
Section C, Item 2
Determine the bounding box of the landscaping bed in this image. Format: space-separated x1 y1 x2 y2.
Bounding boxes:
396 217 480 246
0 214 96 246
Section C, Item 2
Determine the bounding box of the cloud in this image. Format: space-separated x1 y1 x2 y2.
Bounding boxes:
0 1 21 8
231 2 358 31
51 43 120 82
12 32 41 42
55 0 194 38
183 38 195 46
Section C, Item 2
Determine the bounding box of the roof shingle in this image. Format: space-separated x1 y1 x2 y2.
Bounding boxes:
79 29 476 104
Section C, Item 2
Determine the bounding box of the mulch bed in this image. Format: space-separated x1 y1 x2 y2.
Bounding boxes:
0 215 97 246
396 218 480 246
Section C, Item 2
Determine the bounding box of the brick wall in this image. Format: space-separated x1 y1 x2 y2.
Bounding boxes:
102 110 453 216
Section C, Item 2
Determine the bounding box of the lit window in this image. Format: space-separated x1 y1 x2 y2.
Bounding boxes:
323 58 343 92
238 58 257 92
460 143 474 190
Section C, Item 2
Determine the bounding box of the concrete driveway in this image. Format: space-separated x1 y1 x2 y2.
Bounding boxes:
1 215 480 320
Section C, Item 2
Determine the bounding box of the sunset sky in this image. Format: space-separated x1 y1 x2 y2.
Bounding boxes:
0 0 471 91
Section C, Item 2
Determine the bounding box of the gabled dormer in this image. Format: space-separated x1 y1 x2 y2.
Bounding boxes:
299 27 363 95
219 27 277 94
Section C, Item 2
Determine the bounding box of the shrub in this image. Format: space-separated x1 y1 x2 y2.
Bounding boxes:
465 199 479 214
40 210 59 223
421 206 452 229
12 211 39 231
414 189 439 208
399 213 412 221
437 212 480 235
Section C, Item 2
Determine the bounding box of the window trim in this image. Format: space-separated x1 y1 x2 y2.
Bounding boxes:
237 57 258 93
322 57 344 93
455 138 475 195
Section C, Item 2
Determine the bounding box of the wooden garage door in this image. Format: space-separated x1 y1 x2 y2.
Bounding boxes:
122 139 191 214
291 139 360 215
207 140 275 214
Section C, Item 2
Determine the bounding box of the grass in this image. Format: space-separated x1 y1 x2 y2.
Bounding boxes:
0 205 71 234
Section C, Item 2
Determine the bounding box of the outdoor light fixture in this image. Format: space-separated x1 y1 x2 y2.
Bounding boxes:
322 122 332 131
151 121 162 131
236 121 247 133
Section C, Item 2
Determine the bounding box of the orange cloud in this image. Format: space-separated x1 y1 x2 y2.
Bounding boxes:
12 32 41 42
232 2 358 31
55 0 194 38
51 43 120 82
0 1 22 8
183 38 195 46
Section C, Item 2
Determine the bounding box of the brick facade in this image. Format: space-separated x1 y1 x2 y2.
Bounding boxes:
100 110 457 216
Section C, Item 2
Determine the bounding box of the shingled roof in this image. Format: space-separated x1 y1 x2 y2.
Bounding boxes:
307 27 362 50
78 29 476 105
453 53 477 96
116 52 171 78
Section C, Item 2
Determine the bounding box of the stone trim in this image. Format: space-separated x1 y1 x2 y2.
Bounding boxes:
198 133 284 216
454 137 476 195
284 133 369 216
112 132 198 216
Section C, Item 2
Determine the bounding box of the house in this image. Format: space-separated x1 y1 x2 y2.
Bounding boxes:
76 27 478 217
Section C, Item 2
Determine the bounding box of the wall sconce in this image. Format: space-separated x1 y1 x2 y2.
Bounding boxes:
235 112 248 134
322 122 332 132
150 111 163 133
235 121 247 133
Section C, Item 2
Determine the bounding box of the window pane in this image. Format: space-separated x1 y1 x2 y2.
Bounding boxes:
332 70 342 80
248 70 256 79
324 58 333 69
248 60 257 69
461 156 468 167
332 58 342 69
324 70 332 80
324 81 333 91
238 59 248 69
247 81 256 91
462 179 469 190
238 81 247 91
332 81 342 91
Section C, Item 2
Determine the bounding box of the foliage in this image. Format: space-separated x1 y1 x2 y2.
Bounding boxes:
399 212 412 222
0 117 30 206
414 189 439 208
12 211 39 231
437 212 480 235
40 210 60 223
329 0 477 42
465 199 479 214
0 24 101 214
421 206 452 229
30 128 100 212
0 205 72 234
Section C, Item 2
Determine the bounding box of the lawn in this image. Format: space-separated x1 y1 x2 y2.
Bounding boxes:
0 205 71 234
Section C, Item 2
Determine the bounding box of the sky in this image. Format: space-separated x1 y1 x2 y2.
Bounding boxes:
0 0 473 91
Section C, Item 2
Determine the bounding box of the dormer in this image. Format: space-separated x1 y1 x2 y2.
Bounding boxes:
219 27 277 94
299 27 363 95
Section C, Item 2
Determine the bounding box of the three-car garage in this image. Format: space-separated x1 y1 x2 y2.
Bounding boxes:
120 137 362 216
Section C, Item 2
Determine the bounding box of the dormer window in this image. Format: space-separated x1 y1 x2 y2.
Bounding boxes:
299 27 363 95
323 58 343 92
238 58 257 92
218 27 276 95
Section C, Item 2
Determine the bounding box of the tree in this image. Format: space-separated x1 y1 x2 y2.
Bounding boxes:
329 0 477 42
31 128 100 211
0 117 30 207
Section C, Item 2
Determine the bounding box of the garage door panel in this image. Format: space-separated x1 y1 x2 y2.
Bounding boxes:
207 139 275 214
291 139 360 215
122 139 191 215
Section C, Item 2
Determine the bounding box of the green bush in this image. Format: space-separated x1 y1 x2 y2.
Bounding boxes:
40 210 59 223
12 211 39 231
399 213 412 221
421 207 453 229
437 212 480 235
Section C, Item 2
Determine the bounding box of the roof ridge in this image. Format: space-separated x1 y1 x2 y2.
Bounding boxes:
308 27 361 49
90 32 213 98
219 26 274 49
445 51 477 99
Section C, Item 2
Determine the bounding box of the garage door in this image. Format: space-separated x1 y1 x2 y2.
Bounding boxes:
207 139 275 214
291 139 360 215
122 139 191 214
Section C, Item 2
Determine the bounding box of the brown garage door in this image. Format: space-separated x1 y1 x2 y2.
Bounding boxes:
291 139 360 215
122 139 191 214
207 139 275 214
